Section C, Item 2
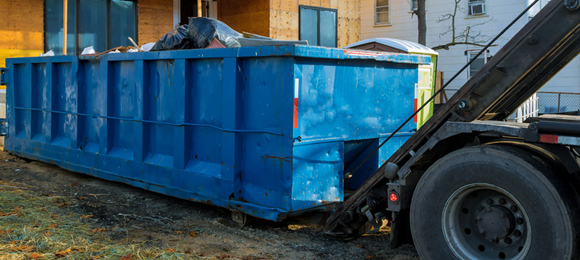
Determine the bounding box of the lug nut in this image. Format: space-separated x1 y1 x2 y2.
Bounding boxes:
505 237 512 244
492 238 499 244
499 198 506 204
517 218 524 225
486 199 494 205
514 230 522 237
510 205 518 212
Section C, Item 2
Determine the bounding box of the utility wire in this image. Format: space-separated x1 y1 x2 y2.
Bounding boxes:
344 0 540 181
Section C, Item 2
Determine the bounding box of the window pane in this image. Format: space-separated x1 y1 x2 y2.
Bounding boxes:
79 0 107 52
376 12 389 23
46 0 76 55
471 4 484 14
110 0 137 48
300 8 319 46
320 10 337 47
377 0 389 7
469 54 485 77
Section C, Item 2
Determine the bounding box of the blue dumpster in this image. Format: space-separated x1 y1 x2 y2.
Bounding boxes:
2 45 428 221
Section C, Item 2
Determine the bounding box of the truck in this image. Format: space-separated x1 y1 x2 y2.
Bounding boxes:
323 0 580 259
2 0 580 259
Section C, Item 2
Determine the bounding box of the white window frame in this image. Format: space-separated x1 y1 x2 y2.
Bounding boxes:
466 50 489 79
467 0 486 16
375 0 390 25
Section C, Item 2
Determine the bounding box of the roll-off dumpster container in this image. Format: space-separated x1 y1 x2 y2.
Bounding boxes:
1 45 429 221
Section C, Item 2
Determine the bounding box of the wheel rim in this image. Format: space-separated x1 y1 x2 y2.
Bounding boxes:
442 183 532 260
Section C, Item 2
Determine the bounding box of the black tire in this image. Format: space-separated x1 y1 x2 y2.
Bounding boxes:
410 145 580 260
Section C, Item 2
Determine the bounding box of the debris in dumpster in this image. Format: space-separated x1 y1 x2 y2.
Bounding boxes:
151 17 241 51
127 37 143 51
238 32 308 47
141 42 155 52
151 18 308 51
206 38 226 49
187 17 241 49
80 46 139 58
150 24 191 51
81 46 96 55
237 38 308 47
40 50 55 57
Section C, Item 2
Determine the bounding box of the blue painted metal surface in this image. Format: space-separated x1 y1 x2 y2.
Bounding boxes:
3 45 428 221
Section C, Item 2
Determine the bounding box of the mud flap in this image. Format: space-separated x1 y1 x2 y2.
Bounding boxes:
390 209 414 249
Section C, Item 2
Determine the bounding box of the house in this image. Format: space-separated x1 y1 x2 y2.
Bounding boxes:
1 0 361 58
360 0 580 113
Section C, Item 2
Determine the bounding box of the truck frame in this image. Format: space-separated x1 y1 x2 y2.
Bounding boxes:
323 0 580 259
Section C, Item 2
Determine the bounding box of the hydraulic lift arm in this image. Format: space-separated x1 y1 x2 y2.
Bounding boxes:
324 0 580 237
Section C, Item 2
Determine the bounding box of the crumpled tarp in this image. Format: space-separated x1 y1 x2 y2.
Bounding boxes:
151 17 242 51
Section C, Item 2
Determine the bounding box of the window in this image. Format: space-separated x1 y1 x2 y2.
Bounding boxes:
45 0 137 55
468 0 486 16
299 6 337 47
375 0 389 24
467 50 489 78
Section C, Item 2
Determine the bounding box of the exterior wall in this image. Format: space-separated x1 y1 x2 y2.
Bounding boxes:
139 0 174 44
270 0 361 47
0 0 44 68
217 0 361 48
218 0 271 37
0 0 173 60
360 0 580 94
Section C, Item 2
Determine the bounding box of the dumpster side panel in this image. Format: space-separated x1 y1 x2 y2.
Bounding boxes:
5 53 292 221
295 59 417 140
240 57 294 211
291 58 419 209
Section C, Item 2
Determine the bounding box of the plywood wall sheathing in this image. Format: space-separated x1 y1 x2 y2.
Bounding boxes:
0 0 44 50
138 0 174 44
269 0 361 47
218 0 271 37
329 0 339 9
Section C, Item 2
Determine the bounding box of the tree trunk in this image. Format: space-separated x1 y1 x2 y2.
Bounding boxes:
417 0 427 45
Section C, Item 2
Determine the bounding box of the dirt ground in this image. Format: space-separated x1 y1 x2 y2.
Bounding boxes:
0 151 418 259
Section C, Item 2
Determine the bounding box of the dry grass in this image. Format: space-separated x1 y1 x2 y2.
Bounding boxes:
0 180 207 260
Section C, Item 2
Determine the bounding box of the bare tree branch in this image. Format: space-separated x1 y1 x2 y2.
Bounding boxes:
431 42 489 50
431 0 495 50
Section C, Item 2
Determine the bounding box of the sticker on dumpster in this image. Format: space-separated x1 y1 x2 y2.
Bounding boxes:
294 78 299 129
414 83 418 123
343 50 379 57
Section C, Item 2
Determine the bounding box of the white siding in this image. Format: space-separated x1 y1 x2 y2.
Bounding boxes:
361 0 580 94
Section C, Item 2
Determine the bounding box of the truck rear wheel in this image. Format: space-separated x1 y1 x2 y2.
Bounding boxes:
410 145 580 260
